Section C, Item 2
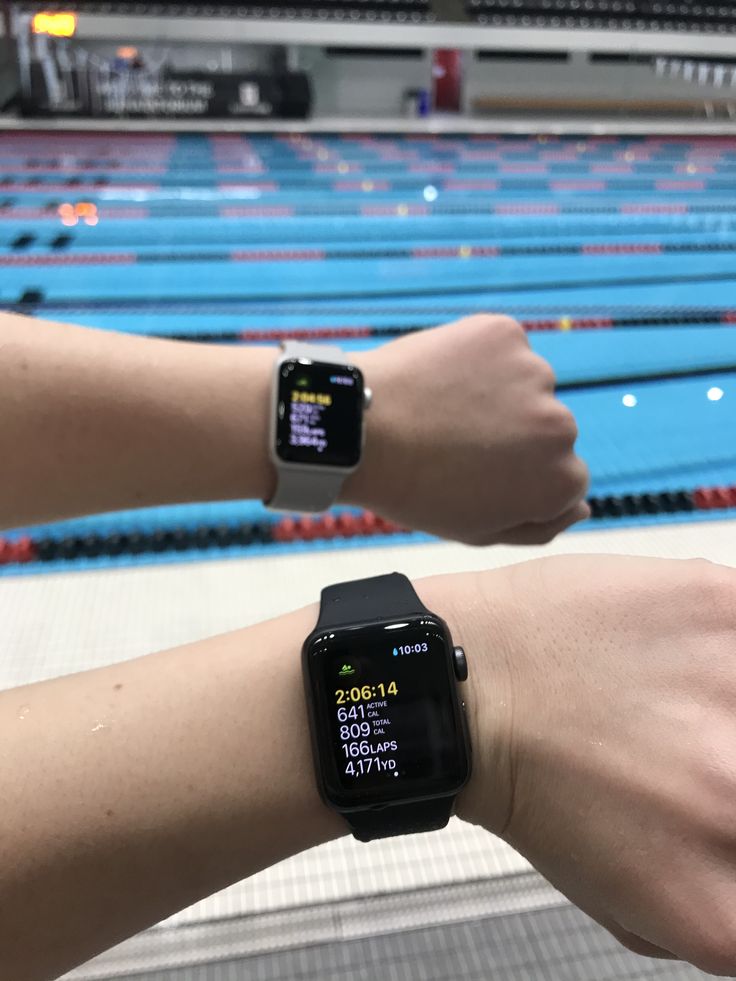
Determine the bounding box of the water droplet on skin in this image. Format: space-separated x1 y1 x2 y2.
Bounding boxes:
18 705 30 720
91 721 109 733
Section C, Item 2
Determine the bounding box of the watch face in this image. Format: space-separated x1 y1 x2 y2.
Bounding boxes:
304 617 470 810
275 358 364 468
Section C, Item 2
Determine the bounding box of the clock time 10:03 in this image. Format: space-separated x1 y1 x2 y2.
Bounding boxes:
334 681 398 705
394 642 428 656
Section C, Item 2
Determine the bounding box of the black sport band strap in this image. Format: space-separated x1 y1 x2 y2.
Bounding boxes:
316 573 451 843
317 572 430 630
345 797 455 843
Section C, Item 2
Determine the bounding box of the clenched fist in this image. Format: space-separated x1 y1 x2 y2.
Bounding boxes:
346 314 589 545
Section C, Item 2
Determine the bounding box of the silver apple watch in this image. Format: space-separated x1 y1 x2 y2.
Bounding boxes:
266 341 371 513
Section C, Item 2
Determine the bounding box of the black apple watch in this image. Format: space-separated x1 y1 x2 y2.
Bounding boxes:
302 573 472 842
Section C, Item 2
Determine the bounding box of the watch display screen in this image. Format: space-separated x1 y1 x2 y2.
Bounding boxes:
305 618 470 809
275 358 364 468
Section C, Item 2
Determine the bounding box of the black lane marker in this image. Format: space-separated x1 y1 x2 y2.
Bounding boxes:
558 364 736 393
7 268 736 312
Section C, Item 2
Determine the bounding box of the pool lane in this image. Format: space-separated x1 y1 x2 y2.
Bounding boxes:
7 251 736 307
4 214 736 254
2 132 736 574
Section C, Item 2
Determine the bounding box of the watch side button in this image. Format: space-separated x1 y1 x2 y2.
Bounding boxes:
453 646 468 682
364 387 373 410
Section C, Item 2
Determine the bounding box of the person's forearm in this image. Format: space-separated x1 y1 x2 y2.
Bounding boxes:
0 603 337 981
0 313 275 527
8 556 736 978
0 572 508 981
0 312 589 545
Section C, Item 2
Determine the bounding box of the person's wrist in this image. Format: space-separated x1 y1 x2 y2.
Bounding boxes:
340 347 396 510
230 344 277 503
414 570 518 837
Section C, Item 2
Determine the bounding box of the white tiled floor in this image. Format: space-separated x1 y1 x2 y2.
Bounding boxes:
3 519 735 977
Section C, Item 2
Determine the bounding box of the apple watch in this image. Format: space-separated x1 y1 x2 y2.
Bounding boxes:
267 341 371 513
302 573 472 842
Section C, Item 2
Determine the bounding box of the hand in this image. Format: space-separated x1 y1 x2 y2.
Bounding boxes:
454 555 736 975
345 314 589 545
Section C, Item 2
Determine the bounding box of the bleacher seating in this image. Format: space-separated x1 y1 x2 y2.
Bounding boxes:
467 0 736 32
239 0 431 22
24 0 432 23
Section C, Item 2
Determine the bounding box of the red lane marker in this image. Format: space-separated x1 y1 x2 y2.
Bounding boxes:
273 517 297 543
217 182 278 192
539 153 579 161
590 164 633 173
240 329 284 342
500 164 547 174
679 136 736 145
318 514 338 540
296 516 319 541
0 206 150 220
230 249 325 263
694 488 716 510
104 207 150 219
215 167 265 175
7 182 159 192
408 163 456 172
581 243 662 255
722 312 736 323
550 180 606 192
332 327 370 339
333 180 390 191
458 152 503 161
0 253 136 266
374 515 403 535
444 179 498 191
359 511 379 536
239 327 371 343
696 487 732 510
220 206 294 217
575 317 614 329
11 536 36 564
0 539 11 565
655 180 706 191
8 165 166 175
317 164 363 174
361 204 428 216
0 208 60 220
336 513 360 537
2 135 172 145
310 326 371 339
411 246 459 258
